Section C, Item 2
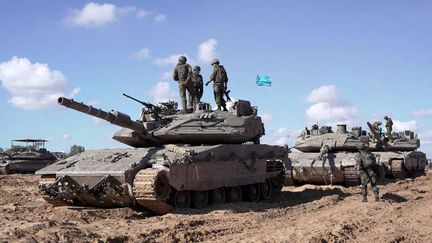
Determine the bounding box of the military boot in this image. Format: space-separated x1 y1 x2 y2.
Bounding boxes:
216 106 221 111
222 105 228 111
373 188 379 202
361 187 367 202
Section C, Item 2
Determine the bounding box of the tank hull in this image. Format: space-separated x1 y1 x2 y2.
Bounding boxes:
373 151 428 179
2 159 55 174
36 144 287 214
289 151 362 186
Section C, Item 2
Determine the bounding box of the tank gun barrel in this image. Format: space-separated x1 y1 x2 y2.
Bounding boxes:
58 97 145 133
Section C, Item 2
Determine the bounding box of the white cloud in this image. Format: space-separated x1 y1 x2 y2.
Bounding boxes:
260 113 273 123
154 54 188 66
306 84 338 104
393 120 418 132
137 9 150 18
262 127 295 146
198 39 218 63
305 102 358 125
65 3 167 27
147 81 177 103
66 2 119 27
154 14 167 23
62 134 71 140
0 56 80 110
412 109 432 118
420 131 432 145
130 48 151 60
304 84 358 126
161 71 172 81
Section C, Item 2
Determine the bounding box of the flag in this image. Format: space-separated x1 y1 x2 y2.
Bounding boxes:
256 74 272 86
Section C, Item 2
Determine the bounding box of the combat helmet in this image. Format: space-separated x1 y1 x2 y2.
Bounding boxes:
211 59 220 65
178 56 187 64
193 66 201 71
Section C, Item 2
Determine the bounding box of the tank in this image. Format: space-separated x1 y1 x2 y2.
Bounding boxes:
366 122 427 179
0 139 57 174
36 95 288 214
288 123 427 186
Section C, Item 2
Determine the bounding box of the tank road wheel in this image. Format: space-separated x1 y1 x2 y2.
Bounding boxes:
227 186 243 202
172 190 191 208
210 188 226 205
244 184 261 202
391 159 407 180
192 191 209 209
260 180 273 200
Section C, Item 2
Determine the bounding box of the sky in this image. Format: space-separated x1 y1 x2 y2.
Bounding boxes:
0 1 431 157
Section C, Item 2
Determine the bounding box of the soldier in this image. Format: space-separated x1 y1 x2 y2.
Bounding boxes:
173 56 198 113
205 59 228 111
355 143 379 202
372 121 382 133
384 116 394 142
188 66 204 109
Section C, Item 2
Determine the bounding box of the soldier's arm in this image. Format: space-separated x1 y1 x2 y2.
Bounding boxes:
173 67 179 81
354 154 362 174
206 67 217 86
184 65 192 85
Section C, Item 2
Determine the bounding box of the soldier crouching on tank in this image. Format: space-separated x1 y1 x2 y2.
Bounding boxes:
188 66 204 109
173 56 198 113
205 59 228 111
355 143 380 202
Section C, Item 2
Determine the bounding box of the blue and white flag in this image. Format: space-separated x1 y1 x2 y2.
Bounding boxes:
256 74 272 86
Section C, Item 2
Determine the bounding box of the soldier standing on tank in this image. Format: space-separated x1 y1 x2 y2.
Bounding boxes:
205 59 228 111
173 56 198 113
355 143 380 202
188 66 204 109
384 116 394 142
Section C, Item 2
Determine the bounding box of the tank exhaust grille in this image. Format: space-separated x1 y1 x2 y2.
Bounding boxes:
266 160 283 172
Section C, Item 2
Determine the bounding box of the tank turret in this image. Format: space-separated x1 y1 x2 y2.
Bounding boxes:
58 95 264 147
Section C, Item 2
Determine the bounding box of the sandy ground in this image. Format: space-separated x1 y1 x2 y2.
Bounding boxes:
1 172 431 242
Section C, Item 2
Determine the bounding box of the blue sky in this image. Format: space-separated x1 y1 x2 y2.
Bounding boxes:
0 1 431 156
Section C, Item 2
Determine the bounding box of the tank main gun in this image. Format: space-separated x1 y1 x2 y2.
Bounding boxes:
58 97 146 134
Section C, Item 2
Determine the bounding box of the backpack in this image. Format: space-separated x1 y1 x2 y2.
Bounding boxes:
216 65 228 84
360 152 376 168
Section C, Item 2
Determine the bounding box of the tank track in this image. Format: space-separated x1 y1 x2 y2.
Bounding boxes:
343 166 360 187
391 159 407 180
283 168 294 186
132 169 172 215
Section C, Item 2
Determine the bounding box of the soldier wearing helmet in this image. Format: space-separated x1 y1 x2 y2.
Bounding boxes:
355 143 380 202
188 66 204 108
173 56 198 112
205 58 228 111
384 116 394 142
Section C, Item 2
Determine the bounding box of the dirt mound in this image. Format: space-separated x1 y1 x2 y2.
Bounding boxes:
1 173 431 242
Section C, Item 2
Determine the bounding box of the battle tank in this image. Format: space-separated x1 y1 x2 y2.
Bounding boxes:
288 123 427 186
36 95 288 214
0 139 57 174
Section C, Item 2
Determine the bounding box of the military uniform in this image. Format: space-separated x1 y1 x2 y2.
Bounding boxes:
188 67 204 109
173 57 197 112
385 116 393 142
207 59 228 111
355 145 379 202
